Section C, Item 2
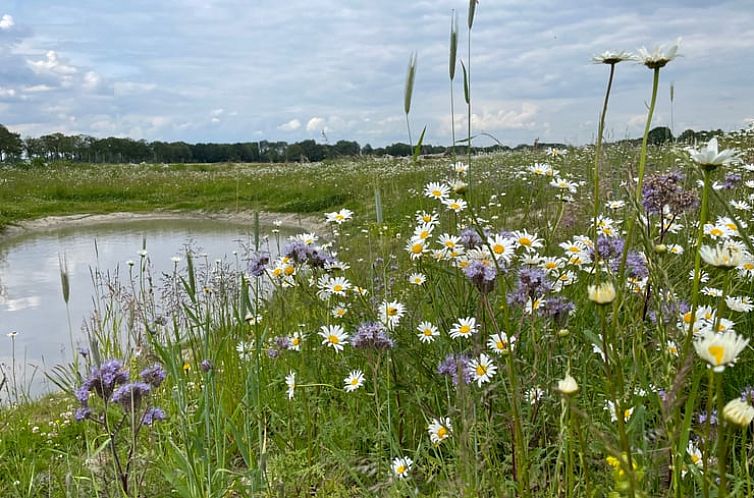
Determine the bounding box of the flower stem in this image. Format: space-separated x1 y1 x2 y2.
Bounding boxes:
592 63 616 252
716 373 728 497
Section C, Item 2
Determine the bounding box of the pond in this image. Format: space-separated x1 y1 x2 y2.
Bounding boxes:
0 217 293 399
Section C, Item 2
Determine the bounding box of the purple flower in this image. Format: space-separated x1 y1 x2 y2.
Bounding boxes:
459 228 483 250
248 252 270 277
75 385 91 405
140 364 166 388
463 260 497 293
723 173 741 190
642 171 698 216
697 410 718 426
437 354 472 386
267 347 280 359
274 336 292 350
283 240 310 264
111 382 151 410
741 386 754 404
611 251 648 279
75 407 92 421
352 321 394 349
142 407 166 426
81 359 130 402
200 359 213 372
594 236 624 261
541 296 574 325
508 268 552 307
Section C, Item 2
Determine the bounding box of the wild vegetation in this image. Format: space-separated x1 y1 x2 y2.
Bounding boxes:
3 3 754 497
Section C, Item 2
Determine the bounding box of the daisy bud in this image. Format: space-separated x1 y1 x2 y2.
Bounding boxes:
588 281 616 305
557 374 579 396
654 244 667 254
723 399 754 428
557 328 570 338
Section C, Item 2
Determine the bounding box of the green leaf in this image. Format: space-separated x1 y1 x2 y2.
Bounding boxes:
467 0 478 29
461 60 470 104
404 52 418 115
449 11 458 80
412 126 427 162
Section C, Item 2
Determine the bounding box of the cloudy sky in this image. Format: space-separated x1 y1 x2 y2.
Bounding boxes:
1 0 753 147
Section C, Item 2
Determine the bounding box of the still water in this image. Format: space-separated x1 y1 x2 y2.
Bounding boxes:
0 218 289 398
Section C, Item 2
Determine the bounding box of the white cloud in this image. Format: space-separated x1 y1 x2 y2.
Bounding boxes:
82 71 102 91
27 51 78 76
114 82 157 96
0 14 14 30
22 84 54 93
278 118 301 131
306 117 326 132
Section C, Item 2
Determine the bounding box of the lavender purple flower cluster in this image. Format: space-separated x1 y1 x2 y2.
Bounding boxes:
74 359 167 425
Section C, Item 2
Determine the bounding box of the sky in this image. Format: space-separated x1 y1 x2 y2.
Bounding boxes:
0 0 753 147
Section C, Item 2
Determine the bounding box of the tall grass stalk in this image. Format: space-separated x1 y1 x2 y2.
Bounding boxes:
449 10 458 160
404 52 418 149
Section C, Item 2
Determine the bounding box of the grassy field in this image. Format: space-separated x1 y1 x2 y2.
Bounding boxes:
2 129 754 497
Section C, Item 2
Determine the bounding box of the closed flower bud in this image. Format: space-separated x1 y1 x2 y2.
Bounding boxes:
557 374 579 395
654 244 667 254
723 399 754 428
588 281 616 305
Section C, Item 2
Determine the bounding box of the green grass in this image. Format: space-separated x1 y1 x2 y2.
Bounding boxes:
2 133 754 496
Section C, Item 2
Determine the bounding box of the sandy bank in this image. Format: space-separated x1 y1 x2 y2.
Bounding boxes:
0 210 326 240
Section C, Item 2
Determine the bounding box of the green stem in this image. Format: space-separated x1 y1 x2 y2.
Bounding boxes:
592 63 616 251
716 373 727 497
683 169 713 354
703 369 714 498
615 67 661 287
600 306 637 497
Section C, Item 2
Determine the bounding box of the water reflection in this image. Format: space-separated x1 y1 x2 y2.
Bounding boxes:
0 219 291 399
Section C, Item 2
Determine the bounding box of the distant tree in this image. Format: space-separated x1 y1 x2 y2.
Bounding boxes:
385 142 412 157
0 125 23 161
361 143 373 156
647 126 674 145
332 140 360 157
677 129 697 144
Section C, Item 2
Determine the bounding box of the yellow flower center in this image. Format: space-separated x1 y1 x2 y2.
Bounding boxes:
459 325 471 334
350 378 359 385
496 340 505 350
493 244 505 254
432 189 442 198
411 243 423 254
450 202 460 210
519 237 532 247
475 364 487 376
708 345 725 365
333 284 343 292
335 214 345 221
396 465 406 474
683 311 692 324
437 426 448 439
387 307 398 316
710 227 723 237
423 329 433 336
291 337 301 346
422 215 432 222
284 265 295 276
545 262 557 269
328 335 340 345
419 230 430 239
691 454 701 464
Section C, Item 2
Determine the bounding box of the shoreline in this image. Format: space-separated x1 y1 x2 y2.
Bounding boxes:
0 210 326 241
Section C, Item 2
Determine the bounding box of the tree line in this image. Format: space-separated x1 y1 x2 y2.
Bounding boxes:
0 124 731 164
